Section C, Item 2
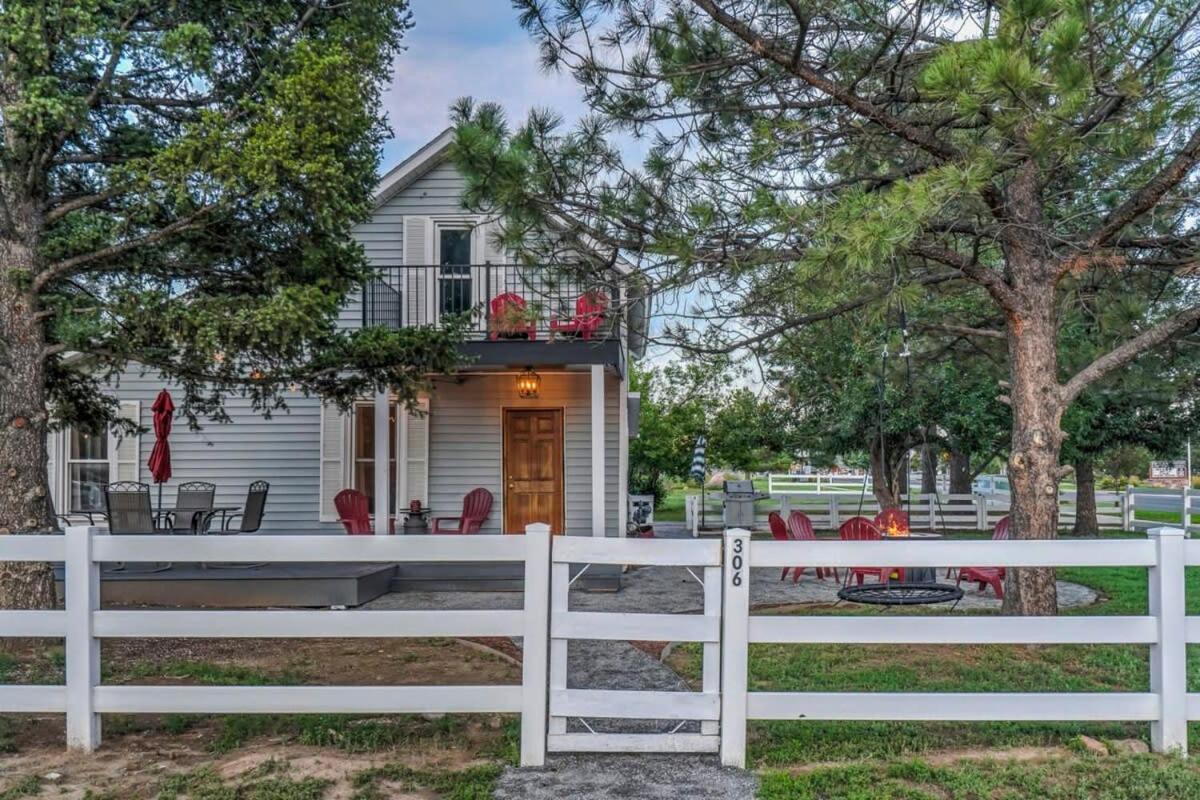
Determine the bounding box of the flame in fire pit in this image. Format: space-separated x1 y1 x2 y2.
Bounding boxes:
883 520 907 537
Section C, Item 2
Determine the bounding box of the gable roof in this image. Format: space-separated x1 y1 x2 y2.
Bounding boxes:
371 127 456 209
371 128 636 277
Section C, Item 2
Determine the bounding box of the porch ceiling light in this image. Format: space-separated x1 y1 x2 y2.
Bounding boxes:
516 367 541 399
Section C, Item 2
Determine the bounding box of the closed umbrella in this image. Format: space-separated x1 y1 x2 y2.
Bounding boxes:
148 389 174 517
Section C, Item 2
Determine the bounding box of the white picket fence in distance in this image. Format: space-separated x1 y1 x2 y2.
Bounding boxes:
2 525 554 766
687 491 1127 534
719 526 1190 767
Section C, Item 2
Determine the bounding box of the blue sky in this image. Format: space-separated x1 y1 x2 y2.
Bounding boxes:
378 1 587 167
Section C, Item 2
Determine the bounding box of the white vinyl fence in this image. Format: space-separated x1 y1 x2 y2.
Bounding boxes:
719 526 1189 767
2 525 1196 766
1 525 553 766
687 491 1126 534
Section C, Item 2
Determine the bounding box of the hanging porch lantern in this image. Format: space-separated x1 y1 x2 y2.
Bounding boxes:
516 367 541 399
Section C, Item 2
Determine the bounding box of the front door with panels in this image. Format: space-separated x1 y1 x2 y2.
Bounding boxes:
503 409 564 534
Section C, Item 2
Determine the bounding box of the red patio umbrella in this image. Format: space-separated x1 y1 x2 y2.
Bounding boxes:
148 389 175 514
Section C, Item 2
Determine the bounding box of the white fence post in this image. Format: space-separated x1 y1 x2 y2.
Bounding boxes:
1148 526 1187 755
1184 490 1193 536
928 493 937 529
65 525 100 751
1122 487 1134 530
974 493 987 530
779 494 790 518
828 495 840 529
720 528 751 768
520 523 551 766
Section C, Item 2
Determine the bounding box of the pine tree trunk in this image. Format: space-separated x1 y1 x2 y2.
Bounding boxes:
1072 458 1099 537
0 217 58 614
949 450 972 494
1002 284 1063 616
869 440 905 510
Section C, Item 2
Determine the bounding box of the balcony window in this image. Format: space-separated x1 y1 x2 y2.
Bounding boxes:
438 227 472 316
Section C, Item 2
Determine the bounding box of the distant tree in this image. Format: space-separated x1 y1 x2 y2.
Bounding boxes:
707 388 794 474
0 1 463 612
628 361 717 504
455 1 1200 615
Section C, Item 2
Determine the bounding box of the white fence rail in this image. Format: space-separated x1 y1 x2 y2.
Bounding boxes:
687 491 1127 533
2 525 553 766
2 525 1194 767
718 527 1188 767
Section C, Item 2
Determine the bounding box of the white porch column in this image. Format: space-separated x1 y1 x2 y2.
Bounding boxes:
374 388 390 536
618 374 629 538
591 365 605 538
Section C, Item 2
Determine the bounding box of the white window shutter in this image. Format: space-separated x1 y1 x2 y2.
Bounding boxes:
111 401 141 482
319 401 349 522
403 216 432 325
403 397 430 508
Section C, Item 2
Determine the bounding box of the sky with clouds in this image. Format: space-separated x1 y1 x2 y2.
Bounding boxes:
378 1 587 168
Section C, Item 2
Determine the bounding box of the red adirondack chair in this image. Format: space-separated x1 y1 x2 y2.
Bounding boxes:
873 508 911 536
840 516 903 585
334 488 393 535
788 510 837 581
489 293 536 341
956 515 1010 598
768 511 807 582
549 290 609 340
432 488 494 534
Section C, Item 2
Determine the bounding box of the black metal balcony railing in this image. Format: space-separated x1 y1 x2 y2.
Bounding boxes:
361 264 619 341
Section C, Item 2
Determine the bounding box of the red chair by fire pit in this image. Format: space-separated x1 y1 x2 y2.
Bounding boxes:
489 293 537 341
768 512 805 582
956 515 1011 598
840 516 903 585
788 510 837 581
432 488 493 534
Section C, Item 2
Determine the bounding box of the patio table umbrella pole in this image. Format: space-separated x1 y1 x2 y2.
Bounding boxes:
148 389 175 524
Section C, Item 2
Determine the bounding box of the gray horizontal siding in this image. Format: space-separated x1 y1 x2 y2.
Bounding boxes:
100 367 330 534
428 372 620 536
340 159 474 331
90 366 622 537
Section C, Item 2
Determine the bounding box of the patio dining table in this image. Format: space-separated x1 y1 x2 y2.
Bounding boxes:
152 506 242 533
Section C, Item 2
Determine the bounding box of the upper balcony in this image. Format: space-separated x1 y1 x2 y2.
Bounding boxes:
361 264 624 370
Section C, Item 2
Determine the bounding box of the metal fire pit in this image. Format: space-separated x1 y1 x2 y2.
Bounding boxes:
837 582 964 607
722 479 769 528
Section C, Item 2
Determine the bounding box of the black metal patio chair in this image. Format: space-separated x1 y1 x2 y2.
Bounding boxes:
103 481 170 573
200 481 269 569
165 481 216 534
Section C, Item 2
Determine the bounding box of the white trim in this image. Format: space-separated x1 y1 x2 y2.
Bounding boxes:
373 389 390 536
618 374 629 537
591 365 605 537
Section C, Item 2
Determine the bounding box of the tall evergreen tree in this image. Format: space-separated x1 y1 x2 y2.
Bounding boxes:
0 2 464 610
455 1 1200 613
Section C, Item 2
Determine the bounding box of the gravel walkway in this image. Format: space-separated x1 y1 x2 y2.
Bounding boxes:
493 754 757 800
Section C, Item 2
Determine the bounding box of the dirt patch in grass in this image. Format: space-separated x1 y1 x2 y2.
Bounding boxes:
0 742 502 799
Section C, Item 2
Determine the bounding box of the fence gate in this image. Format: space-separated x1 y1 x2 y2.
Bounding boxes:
546 536 723 753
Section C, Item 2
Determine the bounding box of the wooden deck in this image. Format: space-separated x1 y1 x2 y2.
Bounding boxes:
54 560 621 608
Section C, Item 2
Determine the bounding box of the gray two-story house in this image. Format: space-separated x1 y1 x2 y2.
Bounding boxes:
48 130 646 548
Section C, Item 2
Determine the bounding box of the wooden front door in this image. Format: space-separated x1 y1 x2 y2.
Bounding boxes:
503 409 564 534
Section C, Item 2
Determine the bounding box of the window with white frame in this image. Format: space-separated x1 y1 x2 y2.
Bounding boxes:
66 428 109 513
60 400 140 514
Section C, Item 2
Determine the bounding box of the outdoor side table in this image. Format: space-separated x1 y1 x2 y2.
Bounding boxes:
402 509 431 535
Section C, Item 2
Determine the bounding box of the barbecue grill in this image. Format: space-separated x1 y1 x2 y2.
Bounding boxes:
722 479 769 528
